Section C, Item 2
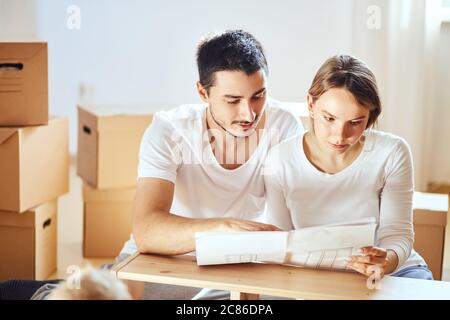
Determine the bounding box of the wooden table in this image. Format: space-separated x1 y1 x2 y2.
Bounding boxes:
111 253 450 300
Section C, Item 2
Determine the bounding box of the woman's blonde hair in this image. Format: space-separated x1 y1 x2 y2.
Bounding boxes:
48 267 132 300
308 54 381 128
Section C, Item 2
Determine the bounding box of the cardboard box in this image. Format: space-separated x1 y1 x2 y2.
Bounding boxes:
77 106 153 189
0 117 69 212
0 201 57 280
83 184 135 257
0 41 48 126
426 183 450 281
413 191 449 280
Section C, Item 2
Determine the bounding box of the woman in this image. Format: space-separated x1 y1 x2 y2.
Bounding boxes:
264 55 432 280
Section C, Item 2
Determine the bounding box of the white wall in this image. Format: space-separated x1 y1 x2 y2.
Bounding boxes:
0 0 36 37
29 0 352 154
351 0 389 117
430 22 450 184
350 0 450 189
3 0 448 186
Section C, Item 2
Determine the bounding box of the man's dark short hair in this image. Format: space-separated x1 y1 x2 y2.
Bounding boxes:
196 30 268 92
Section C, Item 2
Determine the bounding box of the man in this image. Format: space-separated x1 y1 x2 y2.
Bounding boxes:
117 29 303 299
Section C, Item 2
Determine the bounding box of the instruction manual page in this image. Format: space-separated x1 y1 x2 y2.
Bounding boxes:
195 218 377 270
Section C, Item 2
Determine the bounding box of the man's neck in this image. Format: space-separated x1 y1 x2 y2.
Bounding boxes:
205 108 266 169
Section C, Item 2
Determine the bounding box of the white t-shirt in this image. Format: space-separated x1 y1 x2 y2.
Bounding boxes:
263 130 426 273
120 100 303 255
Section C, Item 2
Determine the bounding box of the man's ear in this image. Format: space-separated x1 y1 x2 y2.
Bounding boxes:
196 81 208 102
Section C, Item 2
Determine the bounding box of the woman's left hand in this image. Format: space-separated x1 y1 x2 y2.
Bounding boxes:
346 246 389 278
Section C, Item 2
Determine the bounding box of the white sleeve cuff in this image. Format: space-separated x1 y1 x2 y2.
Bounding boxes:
138 169 176 184
382 243 409 274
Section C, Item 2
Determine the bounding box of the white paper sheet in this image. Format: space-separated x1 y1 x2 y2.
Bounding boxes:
195 218 377 270
195 231 288 266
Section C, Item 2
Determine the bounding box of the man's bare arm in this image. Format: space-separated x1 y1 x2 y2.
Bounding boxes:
132 177 280 255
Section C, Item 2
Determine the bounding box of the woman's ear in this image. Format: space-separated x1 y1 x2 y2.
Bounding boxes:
196 81 208 102
306 93 314 117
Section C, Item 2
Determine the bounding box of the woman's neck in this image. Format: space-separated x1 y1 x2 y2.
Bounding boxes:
303 131 364 174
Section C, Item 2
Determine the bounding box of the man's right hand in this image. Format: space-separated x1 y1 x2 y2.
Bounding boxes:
216 218 282 232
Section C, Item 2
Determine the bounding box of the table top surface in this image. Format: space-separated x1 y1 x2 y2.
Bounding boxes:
111 253 450 300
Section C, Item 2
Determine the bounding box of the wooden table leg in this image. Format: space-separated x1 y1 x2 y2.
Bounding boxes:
230 291 260 300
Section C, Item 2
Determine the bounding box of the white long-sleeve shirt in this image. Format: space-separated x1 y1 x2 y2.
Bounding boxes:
263 130 426 273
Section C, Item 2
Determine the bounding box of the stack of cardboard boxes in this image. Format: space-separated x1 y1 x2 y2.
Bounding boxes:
0 41 69 280
77 105 152 257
